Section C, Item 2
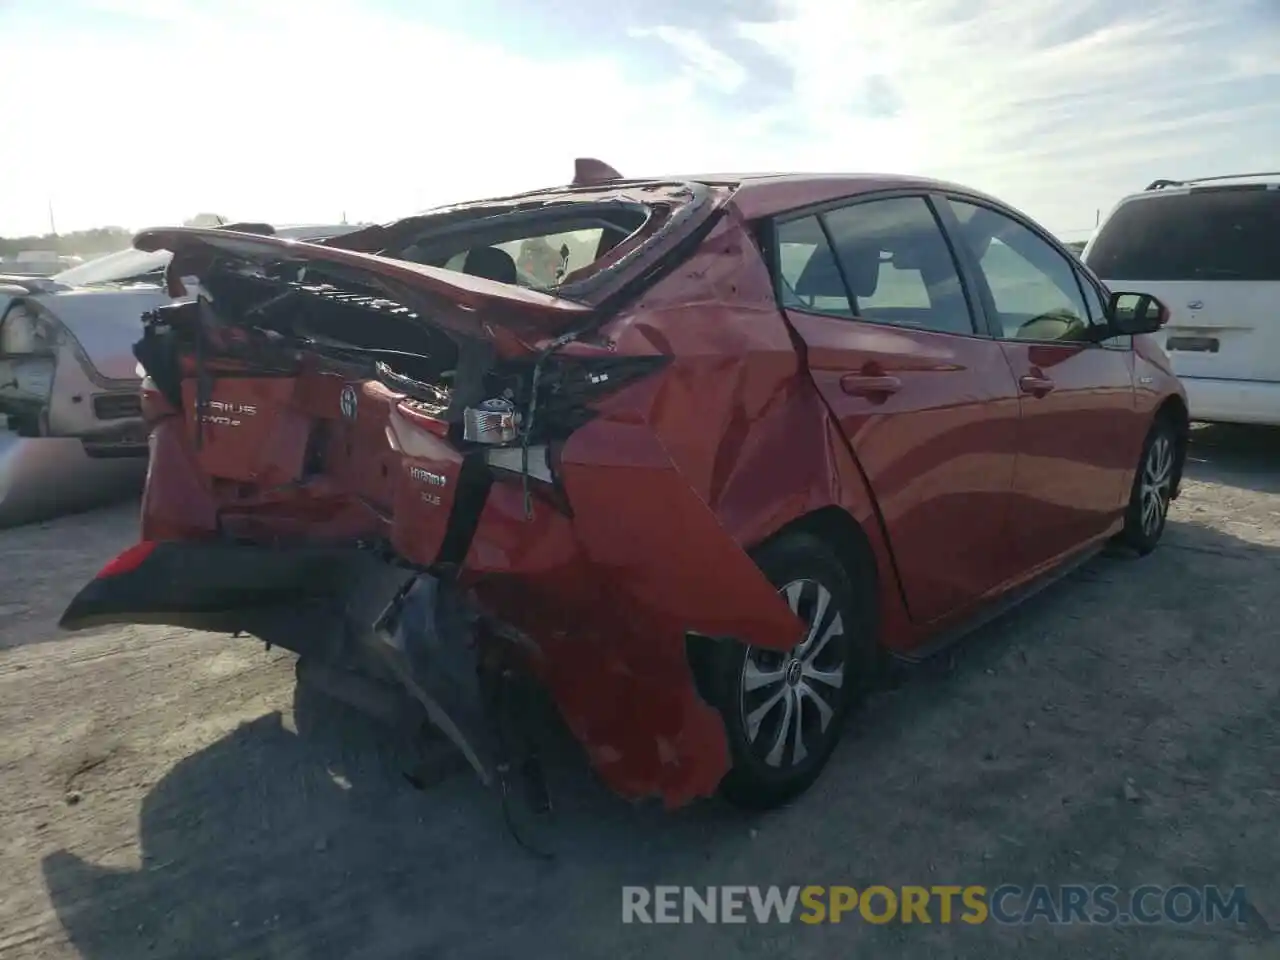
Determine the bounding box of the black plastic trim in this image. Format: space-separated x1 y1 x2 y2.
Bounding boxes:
435 450 493 568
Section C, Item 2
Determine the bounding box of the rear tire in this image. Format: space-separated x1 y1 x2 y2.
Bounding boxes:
711 531 878 810
1115 416 1177 555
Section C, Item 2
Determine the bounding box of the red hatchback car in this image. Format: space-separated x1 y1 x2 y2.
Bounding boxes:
61 164 1187 813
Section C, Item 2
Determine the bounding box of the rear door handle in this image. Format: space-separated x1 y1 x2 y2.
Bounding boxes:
1018 374 1055 396
840 374 902 397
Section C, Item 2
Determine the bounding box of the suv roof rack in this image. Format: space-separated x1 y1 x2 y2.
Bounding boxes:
1144 171 1280 191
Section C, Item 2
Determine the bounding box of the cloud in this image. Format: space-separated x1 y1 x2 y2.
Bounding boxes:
0 0 1277 238
628 25 748 94
0 0 741 233
726 0 1280 233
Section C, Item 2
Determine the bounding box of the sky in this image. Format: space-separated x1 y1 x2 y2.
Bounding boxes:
1 0 1278 240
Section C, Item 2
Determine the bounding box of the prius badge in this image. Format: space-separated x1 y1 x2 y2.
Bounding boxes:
340 384 358 419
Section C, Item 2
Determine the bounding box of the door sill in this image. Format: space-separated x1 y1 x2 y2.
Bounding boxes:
893 542 1104 664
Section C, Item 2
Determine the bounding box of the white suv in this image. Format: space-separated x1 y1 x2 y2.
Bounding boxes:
1084 172 1280 426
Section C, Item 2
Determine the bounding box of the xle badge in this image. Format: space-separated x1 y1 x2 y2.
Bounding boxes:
340 385 358 419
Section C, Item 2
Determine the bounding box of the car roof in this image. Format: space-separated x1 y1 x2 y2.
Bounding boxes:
630 172 1011 220
455 170 1014 223
1096 174 1280 231
1117 171 1280 204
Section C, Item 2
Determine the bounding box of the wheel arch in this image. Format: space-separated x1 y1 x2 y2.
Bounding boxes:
1154 393 1190 499
750 504 882 641
687 503 887 713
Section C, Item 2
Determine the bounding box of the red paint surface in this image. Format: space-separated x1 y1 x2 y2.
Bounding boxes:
787 312 1024 624
130 174 1186 807
387 407 466 568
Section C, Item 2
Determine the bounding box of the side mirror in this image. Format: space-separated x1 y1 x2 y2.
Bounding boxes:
1107 291 1168 335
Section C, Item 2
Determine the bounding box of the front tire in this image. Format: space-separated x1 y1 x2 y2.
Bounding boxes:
1115 416 1177 555
712 532 878 810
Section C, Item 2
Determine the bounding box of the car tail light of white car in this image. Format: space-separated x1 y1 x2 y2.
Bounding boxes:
0 302 60 354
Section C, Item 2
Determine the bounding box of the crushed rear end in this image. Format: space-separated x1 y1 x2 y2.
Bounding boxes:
60 179 806 811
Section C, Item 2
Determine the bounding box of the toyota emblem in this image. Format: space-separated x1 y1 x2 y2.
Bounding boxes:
1187 300 1204 310
340 385 358 419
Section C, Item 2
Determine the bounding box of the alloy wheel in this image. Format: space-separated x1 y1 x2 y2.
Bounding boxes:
1140 433 1173 536
738 579 847 770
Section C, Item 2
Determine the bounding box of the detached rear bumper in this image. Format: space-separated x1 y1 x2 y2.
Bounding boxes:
60 540 511 788
59 540 374 652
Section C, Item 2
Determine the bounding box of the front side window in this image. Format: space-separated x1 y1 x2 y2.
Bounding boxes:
951 200 1095 343
1075 270 1108 325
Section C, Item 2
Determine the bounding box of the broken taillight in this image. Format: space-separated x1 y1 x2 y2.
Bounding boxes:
466 355 667 449
531 353 669 438
0 302 60 354
462 398 521 445
484 443 553 483
478 353 669 517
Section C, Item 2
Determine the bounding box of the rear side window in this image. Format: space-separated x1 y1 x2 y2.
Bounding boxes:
775 216 855 317
827 197 976 335
774 196 977 336
1086 187 1280 281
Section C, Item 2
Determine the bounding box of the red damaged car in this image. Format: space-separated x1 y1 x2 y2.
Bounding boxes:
60 162 1187 815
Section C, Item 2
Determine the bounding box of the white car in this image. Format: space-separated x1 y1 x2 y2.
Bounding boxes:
1084 172 1280 426
0 250 78 277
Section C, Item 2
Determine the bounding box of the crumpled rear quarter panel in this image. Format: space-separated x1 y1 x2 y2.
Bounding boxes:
461 207 895 807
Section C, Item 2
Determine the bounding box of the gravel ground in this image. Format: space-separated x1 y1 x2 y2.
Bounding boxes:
1 424 1278 960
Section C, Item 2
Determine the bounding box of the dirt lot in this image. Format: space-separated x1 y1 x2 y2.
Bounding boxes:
1 425 1278 960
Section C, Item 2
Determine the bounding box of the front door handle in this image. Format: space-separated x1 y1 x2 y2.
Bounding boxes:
1018 374 1055 397
841 374 902 398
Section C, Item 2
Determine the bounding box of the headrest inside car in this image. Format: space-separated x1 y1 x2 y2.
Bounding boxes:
794 245 845 299
794 243 881 300
463 246 518 284
840 243 881 298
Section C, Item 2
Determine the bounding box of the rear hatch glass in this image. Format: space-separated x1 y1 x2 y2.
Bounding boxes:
1084 186 1280 381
